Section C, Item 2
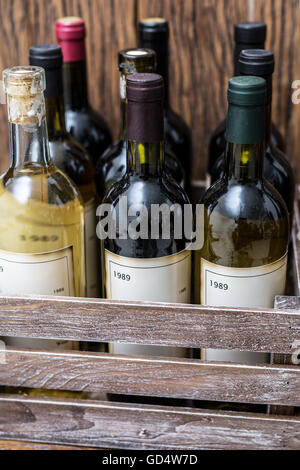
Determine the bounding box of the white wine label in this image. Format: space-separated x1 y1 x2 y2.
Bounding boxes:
201 255 287 308
0 246 76 350
106 249 191 357
84 199 99 298
0 246 75 296
106 249 191 303
201 255 287 363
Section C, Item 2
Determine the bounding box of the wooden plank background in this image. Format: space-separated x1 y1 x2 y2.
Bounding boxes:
1 347 299 406
0 0 299 181
0 394 299 449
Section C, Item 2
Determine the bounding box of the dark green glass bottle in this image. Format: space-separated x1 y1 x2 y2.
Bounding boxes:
138 18 192 192
56 17 112 166
211 50 295 218
195 76 289 363
29 44 100 299
95 48 185 200
101 73 191 358
208 22 285 184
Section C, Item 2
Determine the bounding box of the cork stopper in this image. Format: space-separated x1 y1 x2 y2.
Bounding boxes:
3 66 46 125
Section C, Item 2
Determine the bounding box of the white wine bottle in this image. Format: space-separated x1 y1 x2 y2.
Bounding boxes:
101 73 191 358
195 76 289 363
0 66 85 350
29 44 100 299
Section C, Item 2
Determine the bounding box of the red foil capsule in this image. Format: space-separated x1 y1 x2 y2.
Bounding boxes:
55 17 86 63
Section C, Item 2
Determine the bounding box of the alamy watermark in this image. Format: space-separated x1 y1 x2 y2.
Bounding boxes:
96 198 204 250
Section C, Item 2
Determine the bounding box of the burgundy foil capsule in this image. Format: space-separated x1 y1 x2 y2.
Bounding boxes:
55 17 86 62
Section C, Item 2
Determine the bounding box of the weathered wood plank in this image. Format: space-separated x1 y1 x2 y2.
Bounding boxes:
138 0 249 179
0 439 93 450
268 296 299 416
0 347 299 406
0 295 299 353
0 395 299 449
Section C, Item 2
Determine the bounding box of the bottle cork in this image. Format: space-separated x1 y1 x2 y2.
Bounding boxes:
3 66 46 125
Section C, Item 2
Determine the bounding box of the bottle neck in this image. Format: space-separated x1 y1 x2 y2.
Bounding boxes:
234 42 265 75
265 102 272 147
119 74 127 141
127 141 163 177
9 118 52 169
225 142 265 182
225 99 265 183
63 60 88 111
45 95 67 139
139 37 169 107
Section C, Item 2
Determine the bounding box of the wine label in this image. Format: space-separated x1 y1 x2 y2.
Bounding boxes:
0 246 75 296
84 199 99 298
201 255 288 363
105 249 191 357
0 246 77 350
201 255 287 308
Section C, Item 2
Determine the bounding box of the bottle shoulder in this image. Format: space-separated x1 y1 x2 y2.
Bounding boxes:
271 122 285 152
210 119 226 140
103 173 189 208
202 178 289 222
164 107 190 136
49 138 95 186
1 165 83 207
164 108 191 164
98 140 126 163
64 108 112 162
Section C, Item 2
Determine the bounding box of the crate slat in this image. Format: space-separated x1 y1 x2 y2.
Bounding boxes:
269 296 299 416
0 440 93 450
0 347 299 406
0 395 299 450
0 295 299 353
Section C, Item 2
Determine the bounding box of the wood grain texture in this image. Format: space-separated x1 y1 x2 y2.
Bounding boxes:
0 1 299 179
0 394 299 449
268 295 299 416
0 0 32 173
0 0 137 174
0 439 93 450
0 294 299 353
138 0 249 179
0 347 299 406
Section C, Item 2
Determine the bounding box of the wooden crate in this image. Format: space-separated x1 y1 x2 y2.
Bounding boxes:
0 198 299 450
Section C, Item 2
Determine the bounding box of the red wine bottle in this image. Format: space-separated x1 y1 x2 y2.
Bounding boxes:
138 18 192 193
95 48 185 199
207 22 284 185
56 17 112 166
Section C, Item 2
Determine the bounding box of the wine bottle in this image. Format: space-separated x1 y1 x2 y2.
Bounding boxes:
138 18 192 192
101 73 191 357
195 76 289 363
95 48 185 200
207 22 285 185
0 66 85 350
29 44 100 298
211 50 295 218
56 17 112 165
